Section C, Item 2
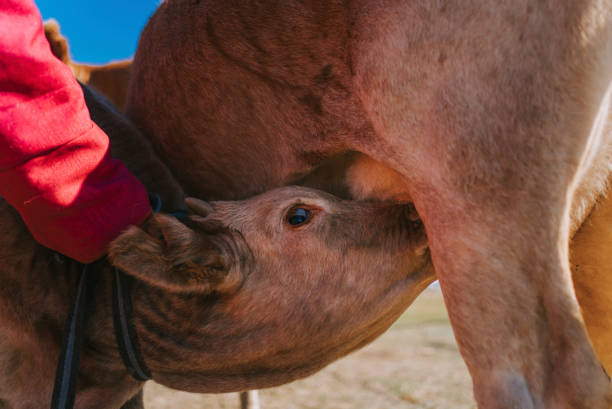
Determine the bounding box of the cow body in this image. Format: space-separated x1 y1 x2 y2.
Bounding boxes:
125 1 612 408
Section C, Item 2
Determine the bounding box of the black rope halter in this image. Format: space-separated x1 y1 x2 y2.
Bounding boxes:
50 264 152 409
50 264 91 409
112 267 151 382
50 194 187 409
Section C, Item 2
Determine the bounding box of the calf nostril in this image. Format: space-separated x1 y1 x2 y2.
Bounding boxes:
405 203 420 221
398 205 423 233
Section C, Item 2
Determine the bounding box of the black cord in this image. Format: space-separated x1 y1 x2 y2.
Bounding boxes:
112 268 152 381
50 265 91 409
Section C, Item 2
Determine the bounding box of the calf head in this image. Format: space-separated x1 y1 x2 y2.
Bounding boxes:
109 210 247 294
109 186 433 391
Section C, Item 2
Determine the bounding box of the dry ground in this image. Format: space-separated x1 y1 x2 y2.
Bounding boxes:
144 289 476 409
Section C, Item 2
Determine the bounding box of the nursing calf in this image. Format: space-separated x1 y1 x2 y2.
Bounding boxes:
110 186 431 392
125 1 612 408
0 86 432 408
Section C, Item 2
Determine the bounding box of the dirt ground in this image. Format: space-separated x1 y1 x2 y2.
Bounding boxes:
144 289 476 409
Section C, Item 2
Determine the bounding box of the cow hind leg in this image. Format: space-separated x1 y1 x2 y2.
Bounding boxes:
409 183 610 408
350 2 612 406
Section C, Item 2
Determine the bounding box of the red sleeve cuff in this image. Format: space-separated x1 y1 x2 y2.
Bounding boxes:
0 0 152 262
0 123 152 263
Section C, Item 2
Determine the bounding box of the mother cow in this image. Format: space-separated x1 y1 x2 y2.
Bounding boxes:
126 0 612 408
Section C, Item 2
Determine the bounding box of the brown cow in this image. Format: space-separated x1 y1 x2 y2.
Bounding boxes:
43 3 612 407
122 1 612 408
0 87 433 408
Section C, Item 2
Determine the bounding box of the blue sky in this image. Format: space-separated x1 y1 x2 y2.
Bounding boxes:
36 0 159 64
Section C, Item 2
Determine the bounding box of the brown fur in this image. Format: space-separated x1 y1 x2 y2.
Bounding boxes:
42 3 612 407
0 87 433 407
124 1 612 408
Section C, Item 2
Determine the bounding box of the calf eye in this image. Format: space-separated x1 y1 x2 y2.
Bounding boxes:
286 207 311 226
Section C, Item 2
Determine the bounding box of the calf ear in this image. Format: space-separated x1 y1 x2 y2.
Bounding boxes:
108 213 245 294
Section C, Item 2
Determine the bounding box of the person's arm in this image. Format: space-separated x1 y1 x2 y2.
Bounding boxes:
0 0 151 263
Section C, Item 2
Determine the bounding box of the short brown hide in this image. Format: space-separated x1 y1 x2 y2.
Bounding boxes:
125 1 612 408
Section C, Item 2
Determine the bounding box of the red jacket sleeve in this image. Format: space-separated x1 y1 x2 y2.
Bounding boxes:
0 0 151 262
